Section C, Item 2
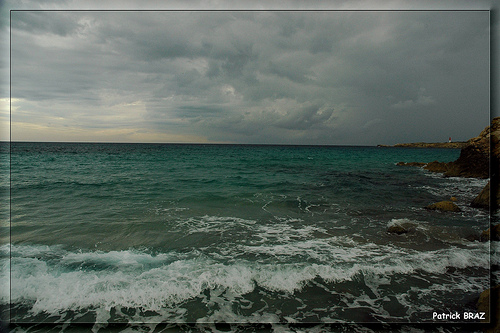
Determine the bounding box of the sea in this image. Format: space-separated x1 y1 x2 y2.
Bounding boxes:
0 142 493 332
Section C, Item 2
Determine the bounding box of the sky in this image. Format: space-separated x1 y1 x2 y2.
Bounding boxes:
1 1 495 145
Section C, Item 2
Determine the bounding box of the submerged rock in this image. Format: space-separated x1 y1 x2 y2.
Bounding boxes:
425 201 461 212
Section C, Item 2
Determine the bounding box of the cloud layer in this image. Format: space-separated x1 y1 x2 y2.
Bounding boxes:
10 10 490 144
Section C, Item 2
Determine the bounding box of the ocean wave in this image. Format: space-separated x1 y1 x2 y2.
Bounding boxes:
2 241 489 323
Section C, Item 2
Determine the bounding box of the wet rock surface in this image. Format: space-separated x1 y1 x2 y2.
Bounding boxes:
387 225 409 235
425 200 461 212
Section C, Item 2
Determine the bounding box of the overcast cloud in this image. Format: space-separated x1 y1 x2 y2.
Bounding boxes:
7 7 491 144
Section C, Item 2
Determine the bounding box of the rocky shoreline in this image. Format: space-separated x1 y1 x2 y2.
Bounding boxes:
378 142 468 149
396 117 499 207
392 117 500 332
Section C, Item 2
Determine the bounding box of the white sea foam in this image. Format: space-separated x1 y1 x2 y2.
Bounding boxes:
387 218 418 228
3 240 490 324
252 222 329 244
153 207 189 215
418 175 488 200
11 256 253 315
61 249 174 268
175 215 257 235
7 243 489 302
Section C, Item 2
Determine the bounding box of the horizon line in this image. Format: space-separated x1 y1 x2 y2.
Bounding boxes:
2 140 466 147
4 140 377 147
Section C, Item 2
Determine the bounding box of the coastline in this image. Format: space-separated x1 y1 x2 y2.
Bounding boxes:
396 117 499 206
378 142 468 149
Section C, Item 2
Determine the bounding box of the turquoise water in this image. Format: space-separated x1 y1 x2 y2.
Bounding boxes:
2 142 490 327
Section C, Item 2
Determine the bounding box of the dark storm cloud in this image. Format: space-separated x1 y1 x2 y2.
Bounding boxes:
10 10 490 144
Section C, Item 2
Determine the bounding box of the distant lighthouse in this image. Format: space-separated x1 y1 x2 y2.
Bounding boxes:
449 137 451 143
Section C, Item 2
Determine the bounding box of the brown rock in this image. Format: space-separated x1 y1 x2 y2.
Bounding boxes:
471 181 491 209
480 229 490 242
425 201 461 212
471 180 500 210
491 117 500 160
479 224 500 242
423 161 450 173
443 144 489 178
445 118 497 179
450 197 457 202
387 225 408 235
477 285 500 330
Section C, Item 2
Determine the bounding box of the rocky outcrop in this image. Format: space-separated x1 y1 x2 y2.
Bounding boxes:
442 147 489 180
465 117 500 209
397 117 500 210
442 117 498 179
423 161 450 173
397 118 498 179
425 201 461 212
418 143 489 179
471 181 491 209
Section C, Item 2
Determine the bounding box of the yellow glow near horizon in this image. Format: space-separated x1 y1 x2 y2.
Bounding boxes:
11 121 210 143
8 97 213 143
